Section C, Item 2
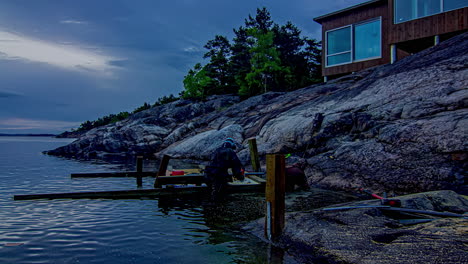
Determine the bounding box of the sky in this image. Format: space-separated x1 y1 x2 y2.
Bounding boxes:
0 0 364 134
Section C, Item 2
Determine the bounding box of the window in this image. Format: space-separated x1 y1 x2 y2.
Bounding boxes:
395 0 467 23
326 19 381 67
354 20 381 61
326 26 352 66
444 0 467 11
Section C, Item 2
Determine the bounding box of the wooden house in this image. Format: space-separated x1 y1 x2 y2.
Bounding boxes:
314 0 468 80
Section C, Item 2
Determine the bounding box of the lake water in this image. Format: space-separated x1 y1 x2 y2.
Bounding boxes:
0 137 297 264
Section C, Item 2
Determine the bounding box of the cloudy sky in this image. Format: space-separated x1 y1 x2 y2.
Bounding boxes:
0 0 364 134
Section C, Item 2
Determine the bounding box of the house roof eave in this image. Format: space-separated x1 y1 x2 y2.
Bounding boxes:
313 0 385 24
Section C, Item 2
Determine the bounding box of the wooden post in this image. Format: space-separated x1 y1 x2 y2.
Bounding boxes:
248 138 261 172
154 155 171 188
265 154 285 241
136 156 143 187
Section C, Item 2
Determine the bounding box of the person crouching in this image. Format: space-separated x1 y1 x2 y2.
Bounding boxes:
204 138 244 202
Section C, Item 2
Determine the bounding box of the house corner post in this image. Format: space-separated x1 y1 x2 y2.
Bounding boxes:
390 44 397 64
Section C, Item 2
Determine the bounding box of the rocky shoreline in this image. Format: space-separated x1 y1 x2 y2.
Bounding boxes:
43 33 468 263
46 32 467 195
246 190 468 264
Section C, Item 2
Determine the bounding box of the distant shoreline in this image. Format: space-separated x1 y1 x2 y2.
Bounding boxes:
0 133 57 137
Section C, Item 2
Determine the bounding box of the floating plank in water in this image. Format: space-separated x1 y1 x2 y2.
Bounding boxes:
14 177 265 200
154 175 205 187
14 187 206 200
380 207 466 218
71 172 158 178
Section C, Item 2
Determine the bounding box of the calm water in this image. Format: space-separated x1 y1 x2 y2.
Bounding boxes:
0 137 297 264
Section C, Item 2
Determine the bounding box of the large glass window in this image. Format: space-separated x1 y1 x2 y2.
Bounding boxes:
444 0 467 11
326 19 381 67
326 26 352 66
354 20 381 61
395 0 467 23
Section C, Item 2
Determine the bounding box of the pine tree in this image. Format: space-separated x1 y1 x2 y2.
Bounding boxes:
239 29 291 96
203 35 235 94
182 63 213 99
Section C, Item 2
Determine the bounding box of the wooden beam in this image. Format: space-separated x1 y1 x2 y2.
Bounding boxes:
157 155 171 176
156 175 205 185
71 172 157 178
14 187 207 200
265 154 285 241
14 181 266 200
155 155 171 188
136 156 143 187
248 138 261 172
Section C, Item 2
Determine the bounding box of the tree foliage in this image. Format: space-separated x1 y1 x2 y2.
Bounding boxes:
183 7 322 99
72 94 180 133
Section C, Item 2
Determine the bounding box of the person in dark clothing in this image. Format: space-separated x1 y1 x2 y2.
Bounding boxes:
285 162 309 192
204 138 244 201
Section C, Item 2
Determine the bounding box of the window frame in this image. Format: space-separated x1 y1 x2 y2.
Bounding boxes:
394 0 467 24
325 25 353 67
325 17 382 68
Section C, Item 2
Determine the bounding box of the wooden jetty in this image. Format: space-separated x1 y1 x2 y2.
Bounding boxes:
14 175 266 200
71 171 158 178
14 139 267 201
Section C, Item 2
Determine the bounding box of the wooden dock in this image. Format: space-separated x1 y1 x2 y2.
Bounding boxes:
14 153 267 201
14 175 266 200
71 172 158 178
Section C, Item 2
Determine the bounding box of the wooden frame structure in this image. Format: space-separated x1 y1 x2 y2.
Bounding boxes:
314 0 468 79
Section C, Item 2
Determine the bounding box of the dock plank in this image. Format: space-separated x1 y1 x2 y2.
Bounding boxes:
14 183 265 200
71 172 158 178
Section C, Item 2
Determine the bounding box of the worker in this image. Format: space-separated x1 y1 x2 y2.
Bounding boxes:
285 161 309 192
204 138 244 201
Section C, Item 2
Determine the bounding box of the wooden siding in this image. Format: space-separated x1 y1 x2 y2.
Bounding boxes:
320 1 390 77
318 0 468 77
387 1 468 44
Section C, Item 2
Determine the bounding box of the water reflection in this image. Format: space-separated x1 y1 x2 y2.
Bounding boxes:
156 193 300 264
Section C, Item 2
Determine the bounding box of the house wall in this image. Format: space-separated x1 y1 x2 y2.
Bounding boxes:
387 1 468 44
319 1 468 78
320 1 390 77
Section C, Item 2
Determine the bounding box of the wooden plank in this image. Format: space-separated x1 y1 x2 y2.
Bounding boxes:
157 155 171 176
136 156 143 187
248 138 261 172
246 175 266 184
171 168 202 175
156 175 205 185
155 155 172 188
14 187 207 200
71 172 157 178
14 182 266 200
381 207 466 218
265 154 285 241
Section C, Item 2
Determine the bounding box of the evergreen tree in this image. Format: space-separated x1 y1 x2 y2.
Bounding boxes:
239 29 291 96
182 63 213 99
203 35 235 94
181 7 322 99
132 102 151 114
303 38 322 82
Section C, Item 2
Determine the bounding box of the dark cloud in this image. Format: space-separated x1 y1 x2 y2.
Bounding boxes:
0 0 366 133
0 90 21 98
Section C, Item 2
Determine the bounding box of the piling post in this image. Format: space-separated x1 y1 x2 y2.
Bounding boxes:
248 138 261 172
265 154 285 241
154 155 171 188
136 156 143 187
